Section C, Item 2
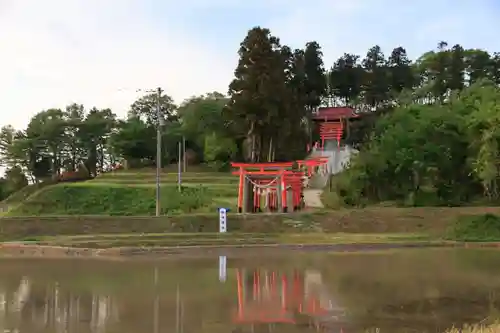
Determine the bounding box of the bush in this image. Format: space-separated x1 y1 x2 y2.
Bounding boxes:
446 213 500 241
321 172 370 208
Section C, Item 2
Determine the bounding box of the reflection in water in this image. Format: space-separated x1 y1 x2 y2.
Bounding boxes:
0 278 118 333
234 269 346 331
1 249 500 332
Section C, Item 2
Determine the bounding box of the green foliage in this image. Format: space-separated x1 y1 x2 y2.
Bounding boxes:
226 27 313 162
3 166 28 194
204 132 237 170
446 214 500 241
8 184 214 216
326 80 500 208
128 92 177 126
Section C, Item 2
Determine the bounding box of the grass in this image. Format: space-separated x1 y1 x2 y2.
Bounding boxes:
3 206 500 243
446 213 500 242
2 168 238 216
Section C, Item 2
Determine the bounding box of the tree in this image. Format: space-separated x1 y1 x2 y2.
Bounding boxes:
302 42 327 144
490 52 500 85
25 109 66 178
303 41 327 111
4 166 28 193
128 92 177 127
330 78 500 207
0 125 17 167
79 108 117 176
461 80 500 199
447 44 465 92
227 26 288 162
178 93 228 143
328 53 363 105
466 49 492 85
361 45 390 107
204 132 237 170
387 46 415 96
178 93 230 161
109 118 156 167
63 103 85 172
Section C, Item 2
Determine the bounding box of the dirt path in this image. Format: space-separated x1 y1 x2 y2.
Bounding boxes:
304 189 324 208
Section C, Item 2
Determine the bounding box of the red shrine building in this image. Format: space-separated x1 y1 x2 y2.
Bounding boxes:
310 106 359 150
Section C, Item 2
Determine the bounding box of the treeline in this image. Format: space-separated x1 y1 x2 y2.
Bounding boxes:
1 26 500 204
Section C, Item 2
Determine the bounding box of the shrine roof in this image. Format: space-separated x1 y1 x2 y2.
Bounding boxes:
312 107 359 120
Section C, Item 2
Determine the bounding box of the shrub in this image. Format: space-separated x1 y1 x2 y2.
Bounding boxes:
446 213 500 241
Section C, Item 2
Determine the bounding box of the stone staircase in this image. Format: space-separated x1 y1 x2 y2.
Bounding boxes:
302 142 357 208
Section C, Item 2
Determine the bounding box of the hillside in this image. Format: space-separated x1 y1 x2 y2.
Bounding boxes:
3 169 238 216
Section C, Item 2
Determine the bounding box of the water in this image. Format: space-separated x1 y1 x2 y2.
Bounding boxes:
1 248 500 332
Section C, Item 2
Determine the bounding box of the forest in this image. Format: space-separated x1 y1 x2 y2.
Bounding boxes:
1 26 500 207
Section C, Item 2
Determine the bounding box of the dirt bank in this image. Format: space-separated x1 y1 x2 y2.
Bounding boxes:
2 242 500 260
2 207 500 241
0 242 453 259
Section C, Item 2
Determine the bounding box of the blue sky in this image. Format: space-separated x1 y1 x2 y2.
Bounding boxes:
1 0 500 131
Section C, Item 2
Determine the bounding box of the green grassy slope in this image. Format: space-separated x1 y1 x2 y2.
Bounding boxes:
3 168 238 216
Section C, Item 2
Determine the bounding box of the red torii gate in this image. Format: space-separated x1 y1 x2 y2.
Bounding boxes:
231 158 328 213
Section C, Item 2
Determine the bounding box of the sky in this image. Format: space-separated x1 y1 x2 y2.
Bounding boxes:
1 0 500 131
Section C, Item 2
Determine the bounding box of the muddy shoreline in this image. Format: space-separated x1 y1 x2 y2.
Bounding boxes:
1 241 498 260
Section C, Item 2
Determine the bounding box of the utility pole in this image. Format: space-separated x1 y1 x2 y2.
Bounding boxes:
177 141 182 192
182 136 186 172
156 87 162 217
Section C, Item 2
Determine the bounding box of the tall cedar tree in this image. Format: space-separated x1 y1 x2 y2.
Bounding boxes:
304 41 327 111
329 53 363 105
303 41 327 144
447 44 465 91
387 46 415 95
227 27 287 162
361 45 390 107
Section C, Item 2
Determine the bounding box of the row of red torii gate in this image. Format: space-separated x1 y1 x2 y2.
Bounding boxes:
231 107 359 213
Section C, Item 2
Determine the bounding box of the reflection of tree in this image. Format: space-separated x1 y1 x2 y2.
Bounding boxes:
320 251 500 332
0 279 118 333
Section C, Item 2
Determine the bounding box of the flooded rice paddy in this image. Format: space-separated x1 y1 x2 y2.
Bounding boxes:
0 248 500 332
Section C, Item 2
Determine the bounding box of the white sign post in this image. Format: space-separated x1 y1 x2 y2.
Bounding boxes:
218 208 229 282
218 208 228 233
219 255 227 282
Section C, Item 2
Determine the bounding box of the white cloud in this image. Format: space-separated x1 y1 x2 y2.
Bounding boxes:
0 0 235 130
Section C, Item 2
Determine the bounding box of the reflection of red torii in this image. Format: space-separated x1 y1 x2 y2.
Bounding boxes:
231 158 328 214
234 269 329 324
